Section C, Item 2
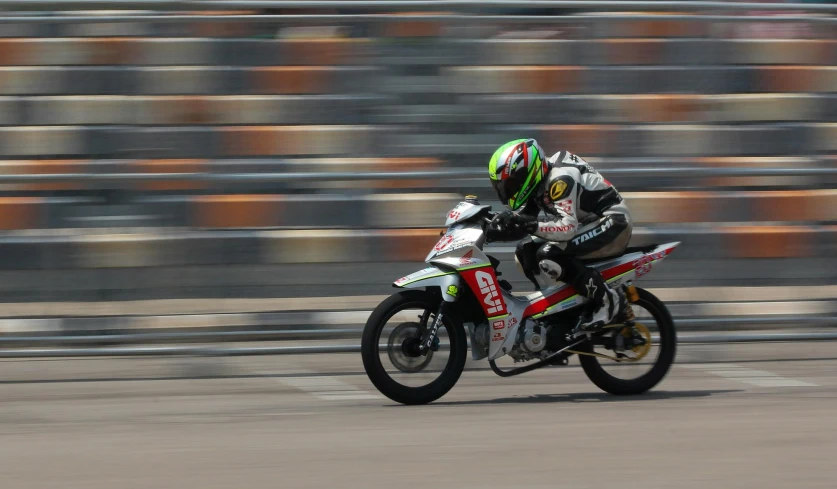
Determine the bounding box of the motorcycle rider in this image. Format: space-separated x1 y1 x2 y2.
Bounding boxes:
487 138 632 332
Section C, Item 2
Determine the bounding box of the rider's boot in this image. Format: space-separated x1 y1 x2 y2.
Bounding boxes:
573 269 627 334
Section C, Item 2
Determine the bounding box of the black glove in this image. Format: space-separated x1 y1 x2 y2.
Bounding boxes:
487 211 537 242
497 210 537 234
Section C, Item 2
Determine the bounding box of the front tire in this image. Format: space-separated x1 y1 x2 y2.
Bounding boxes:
578 287 677 395
361 290 468 405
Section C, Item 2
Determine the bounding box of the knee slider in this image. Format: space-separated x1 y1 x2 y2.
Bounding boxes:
538 260 564 281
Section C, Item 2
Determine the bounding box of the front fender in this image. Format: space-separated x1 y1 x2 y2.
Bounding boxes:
394 266 462 302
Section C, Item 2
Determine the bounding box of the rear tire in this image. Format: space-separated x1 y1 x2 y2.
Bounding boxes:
578 287 677 395
361 290 468 405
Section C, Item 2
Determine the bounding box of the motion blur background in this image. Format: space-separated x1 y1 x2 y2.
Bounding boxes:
0 0 834 344
0 2 836 488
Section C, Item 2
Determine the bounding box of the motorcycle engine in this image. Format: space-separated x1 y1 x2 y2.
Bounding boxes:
472 320 549 362
521 324 547 354
507 322 549 362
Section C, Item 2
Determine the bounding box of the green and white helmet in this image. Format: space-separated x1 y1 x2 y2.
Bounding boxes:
488 138 546 210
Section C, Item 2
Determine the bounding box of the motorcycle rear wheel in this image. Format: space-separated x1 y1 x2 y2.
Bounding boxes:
577 287 677 395
361 290 468 405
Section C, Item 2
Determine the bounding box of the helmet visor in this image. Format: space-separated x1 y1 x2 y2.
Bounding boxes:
491 168 529 209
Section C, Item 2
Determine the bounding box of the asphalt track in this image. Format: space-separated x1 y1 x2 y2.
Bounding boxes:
1 342 836 488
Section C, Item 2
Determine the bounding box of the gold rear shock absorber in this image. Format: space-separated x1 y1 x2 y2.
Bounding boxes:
623 283 639 324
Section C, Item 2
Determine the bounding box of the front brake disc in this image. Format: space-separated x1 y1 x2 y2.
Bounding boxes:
387 322 434 373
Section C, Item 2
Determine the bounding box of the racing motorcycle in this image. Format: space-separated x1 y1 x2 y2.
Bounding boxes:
361 196 678 405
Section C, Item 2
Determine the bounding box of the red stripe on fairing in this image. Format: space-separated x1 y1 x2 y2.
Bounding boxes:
663 244 679 256
602 261 636 280
523 287 576 317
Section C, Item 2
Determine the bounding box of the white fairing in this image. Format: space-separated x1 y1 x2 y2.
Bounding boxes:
425 223 484 261
444 201 491 227
394 266 462 302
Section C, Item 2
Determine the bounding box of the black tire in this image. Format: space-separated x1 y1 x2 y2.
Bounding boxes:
361 290 468 405
578 287 677 396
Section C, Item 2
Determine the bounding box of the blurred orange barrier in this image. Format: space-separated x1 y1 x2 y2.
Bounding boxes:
192 195 284 228
251 67 337 95
625 190 837 223
450 66 586 93
0 197 44 230
220 126 373 156
758 66 837 92
721 226 819 259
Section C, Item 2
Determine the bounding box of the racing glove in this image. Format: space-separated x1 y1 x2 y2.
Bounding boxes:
487 210 537 242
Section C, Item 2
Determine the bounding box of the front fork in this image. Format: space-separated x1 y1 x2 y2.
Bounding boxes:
418 301 445 354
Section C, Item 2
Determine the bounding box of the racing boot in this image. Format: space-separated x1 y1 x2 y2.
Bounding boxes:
573 270 627 334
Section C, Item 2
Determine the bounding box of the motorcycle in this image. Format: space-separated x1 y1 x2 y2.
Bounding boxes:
361 195 678 405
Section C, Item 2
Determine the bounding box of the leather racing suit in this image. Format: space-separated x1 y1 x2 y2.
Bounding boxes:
514 151 633 319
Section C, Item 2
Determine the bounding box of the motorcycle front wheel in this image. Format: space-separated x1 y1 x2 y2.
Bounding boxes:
361 290 468 405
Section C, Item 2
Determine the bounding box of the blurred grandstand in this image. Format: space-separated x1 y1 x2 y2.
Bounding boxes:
0 0 832 307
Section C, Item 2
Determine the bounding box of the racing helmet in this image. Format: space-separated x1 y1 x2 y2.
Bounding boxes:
487 138 546 211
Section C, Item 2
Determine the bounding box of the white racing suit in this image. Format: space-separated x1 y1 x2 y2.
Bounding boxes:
515 151 632 330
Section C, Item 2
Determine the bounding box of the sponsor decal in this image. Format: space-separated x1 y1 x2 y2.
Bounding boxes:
507 317 518 329
460 267 508 317
425 313 443 349
539 224 574 234
492 319 504 330
556 199 574 216
447 242 473 253
632 251 666 277
476 271 504 316
563 153 589 167
492 332 504 342
434 234 454 251
459 250 474 265
571 218 613 246
549 180 568 200
446 285 458 297
585 278 598 298
448 210 461 220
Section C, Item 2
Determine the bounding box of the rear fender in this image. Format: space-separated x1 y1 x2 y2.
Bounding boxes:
394 266 462 302
630 241 680 281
